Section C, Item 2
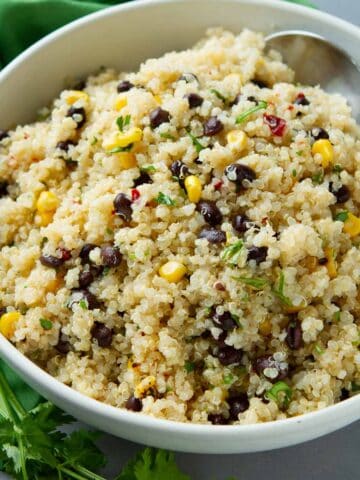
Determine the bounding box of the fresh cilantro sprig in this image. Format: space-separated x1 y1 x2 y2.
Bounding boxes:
185 128 206 153
116 115 131 132
0 364 190 480
155 192 176 206
235 100 267 124
272 271 293 306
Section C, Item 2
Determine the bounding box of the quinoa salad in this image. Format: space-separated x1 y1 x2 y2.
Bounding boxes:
0 29 359 425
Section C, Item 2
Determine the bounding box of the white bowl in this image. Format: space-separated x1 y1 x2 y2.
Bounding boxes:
0 0 359 454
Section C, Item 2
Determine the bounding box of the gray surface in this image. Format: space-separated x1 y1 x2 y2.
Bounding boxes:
1 1 359 479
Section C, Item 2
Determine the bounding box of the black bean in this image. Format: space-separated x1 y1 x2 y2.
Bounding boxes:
247 246 268 264
252 79 268 89
253 355 288 382
215 331 228 348
80 243 97 264
170 160 189 182
78 270 94 288
294 93 310 106
125 395 143 412
56 140 75 152
67 106 86 128
0 181 9 198
286 319 303 350
232 214 251 234
329 182 350 204
208 413 228 425
56 332 71 354
133 171 153 187
117 80 134 93
68 289 101 310
196 200 222 226
340 388 350 401
101 245 122 267
113 193 132 221
198 228 226 244
179 73 199 84
228 394 249 420
91 322 113 347
225 163 256 188
0 130 9 142
149 107 170 129
318 257 328 265
217 346 243 366
185 93 203 108
310 127 329 141
0 307 7 317
212 310 237 331
40 254 64 268
203 117 223 136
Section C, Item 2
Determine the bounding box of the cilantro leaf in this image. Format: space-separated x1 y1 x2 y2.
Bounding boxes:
116 115 131 132
233 276 268 289
236 100 267 124
58 430 106 472
39 318 53 330
272 271 293 306
335 211 349 222
210 88 227 103
186 128 206 153
116 448 189 480
108 144 133 154
220 240 243 265
156 192 176 206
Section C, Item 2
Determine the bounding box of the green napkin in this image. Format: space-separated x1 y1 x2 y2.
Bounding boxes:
0 0 315 408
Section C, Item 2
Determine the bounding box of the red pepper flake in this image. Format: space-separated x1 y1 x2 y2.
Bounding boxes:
287 105 294 111
263 114 287 136
214 180 223 191
58 247 72 261
131 188 140 201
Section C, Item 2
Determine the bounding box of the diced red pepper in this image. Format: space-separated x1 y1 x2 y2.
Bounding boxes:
263 114 287 136
214 180 223 191
58 247 72 261
131 189 140 201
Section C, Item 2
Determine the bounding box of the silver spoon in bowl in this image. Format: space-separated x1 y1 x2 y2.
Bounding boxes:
265 30 360 121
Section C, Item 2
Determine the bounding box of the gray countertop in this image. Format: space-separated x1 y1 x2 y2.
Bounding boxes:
1 1 359 479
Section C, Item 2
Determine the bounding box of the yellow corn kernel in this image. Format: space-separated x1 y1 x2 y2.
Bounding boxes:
66 90 89 105
311 139 334 168
36 191 60 214
0 311 21 339
259 318 272 336
35 211 54 227
324 247 337 279
116 152 137 169
226 130 248 152
114 96 128 111
104 127 143 151
159 261 187 283
343 212 360 238
153 95 162 105
47 277 62 293
184 175 202 203
301 255 318 273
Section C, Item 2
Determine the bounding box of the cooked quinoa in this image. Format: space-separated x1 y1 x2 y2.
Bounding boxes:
0 29 359 424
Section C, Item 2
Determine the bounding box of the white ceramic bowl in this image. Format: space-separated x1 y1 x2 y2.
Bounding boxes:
0 0 359 454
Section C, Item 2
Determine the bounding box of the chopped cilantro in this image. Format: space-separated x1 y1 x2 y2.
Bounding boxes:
223 373 234 385
335 211 349 222
116 114 131 132
333 164 343 174
91 136 98 145
108 143 133 154
235 100 268 124
210 88 227 102
333 310 341 322
105 227 114 235
312 170 324 184
220 240 244 265
128 252 137 261
186 128 206 153
231 313 242 328
295 150 303 156
41 237 48 248
160 132 176 141
272 271 293 307
314 344 324 355
265 381 292 408
292 169 297 177
79 299 88 310
156 192 176 206
102 266 110 276
351 382 360 392
234 276 268 289
184 361 195 373
39 318 53 330
141 164 157 173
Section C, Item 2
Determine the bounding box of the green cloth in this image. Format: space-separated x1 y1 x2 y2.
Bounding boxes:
0 0 315 406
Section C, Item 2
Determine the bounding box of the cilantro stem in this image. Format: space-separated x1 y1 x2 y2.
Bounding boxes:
74 465 106 480
60 466 95 480
0 368 26 420
18 435 29 480
0 369 17 421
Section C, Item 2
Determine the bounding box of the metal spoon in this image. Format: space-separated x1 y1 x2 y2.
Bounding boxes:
265 30 360 121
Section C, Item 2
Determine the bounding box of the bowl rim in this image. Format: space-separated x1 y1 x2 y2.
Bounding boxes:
0 0 359 439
